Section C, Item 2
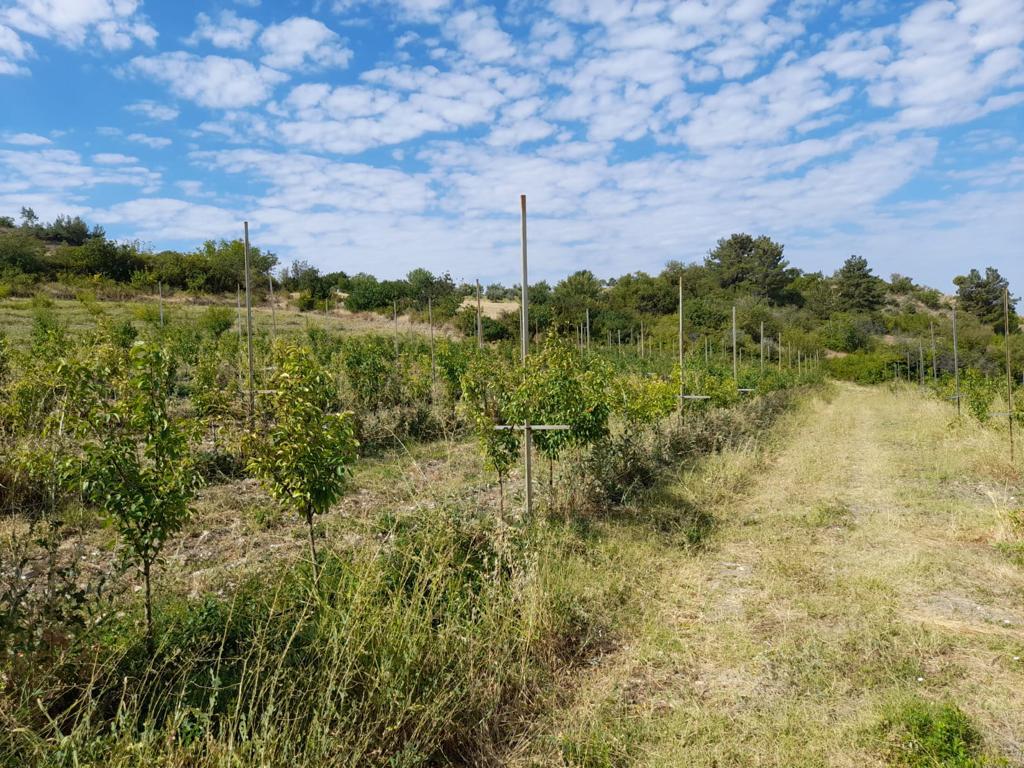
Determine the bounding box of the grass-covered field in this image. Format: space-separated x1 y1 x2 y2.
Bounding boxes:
2 290 1021 767
0 293 443 344
536 383 1024 766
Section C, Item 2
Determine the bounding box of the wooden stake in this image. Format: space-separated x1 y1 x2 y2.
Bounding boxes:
268 273 278 340
731 306 737 381
393 300 399 357
1005 287 1015 462
952 304 961 418
158 281 164 327
677 277 684 386
428 295 435 389
930 319 937 380
759 320 764 375
475 279 483 348
236 285 244 388
520 193 532 519
243 222 255 424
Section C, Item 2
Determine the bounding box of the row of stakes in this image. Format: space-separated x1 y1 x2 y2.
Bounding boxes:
179 199 1014 519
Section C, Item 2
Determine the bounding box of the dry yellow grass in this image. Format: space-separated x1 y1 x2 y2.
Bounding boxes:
459 295 519 319
525 383 1024 765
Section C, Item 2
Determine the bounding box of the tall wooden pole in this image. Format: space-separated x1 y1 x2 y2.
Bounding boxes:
952 304 961 418
1005 287 1015 462
519 194 533 519
476 279 483 348
918 340 925 386
158 281 164 327
586 307 591 352
243 222 255 423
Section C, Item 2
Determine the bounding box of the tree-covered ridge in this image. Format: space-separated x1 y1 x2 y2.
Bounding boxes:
0 211 1018 359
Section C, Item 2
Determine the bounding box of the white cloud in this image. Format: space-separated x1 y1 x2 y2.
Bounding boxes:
185 10 260 50
126 132 172 149
176 180 204 196
332 0 450 23
0 23 32 75
528 19 575 61
129 52 288 109
273 65 519 153
868 0 1024 130
100 197 239 240
259 17 351 70
0 0 156 52
0 147 160 196
92 152 139 164
126 100 179 121
676 58 854 150
191 148 434 214
5 132 51 145
443 6 515 62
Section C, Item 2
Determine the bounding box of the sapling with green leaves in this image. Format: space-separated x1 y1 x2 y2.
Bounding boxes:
506 336 612 489
72 342 200 652
247 342 358 579
460 348 520 513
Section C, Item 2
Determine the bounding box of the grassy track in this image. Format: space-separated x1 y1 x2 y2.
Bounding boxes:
532 383 1024 765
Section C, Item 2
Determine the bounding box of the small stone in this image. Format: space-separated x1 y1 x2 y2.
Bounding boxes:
916 677 924 683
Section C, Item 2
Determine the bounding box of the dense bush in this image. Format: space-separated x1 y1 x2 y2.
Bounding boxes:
827 349 899 384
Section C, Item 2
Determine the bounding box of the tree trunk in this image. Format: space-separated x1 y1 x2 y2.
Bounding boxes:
306 509 320 583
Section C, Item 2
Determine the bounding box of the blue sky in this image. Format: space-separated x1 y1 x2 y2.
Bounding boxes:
1 0 1022 291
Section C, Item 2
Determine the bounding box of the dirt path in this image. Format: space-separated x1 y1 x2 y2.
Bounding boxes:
558 384 1024 765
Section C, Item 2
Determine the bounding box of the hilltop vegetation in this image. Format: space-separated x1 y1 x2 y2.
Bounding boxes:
2 207 1021 393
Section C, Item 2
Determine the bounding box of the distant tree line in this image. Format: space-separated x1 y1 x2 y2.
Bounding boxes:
1 208 276 295
1 211 1017 343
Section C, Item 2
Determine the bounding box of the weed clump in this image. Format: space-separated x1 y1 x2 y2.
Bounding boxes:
877 698 1000 767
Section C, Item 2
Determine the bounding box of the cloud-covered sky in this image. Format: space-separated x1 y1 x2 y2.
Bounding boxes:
1 0 1022 290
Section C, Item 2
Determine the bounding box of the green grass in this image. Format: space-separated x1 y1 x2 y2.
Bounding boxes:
0 294 402 345
2 504 635 767
877 698 994 767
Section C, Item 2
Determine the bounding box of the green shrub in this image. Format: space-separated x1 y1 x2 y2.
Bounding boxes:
827 349 898 384
200 305 235 337
961 368 999 423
